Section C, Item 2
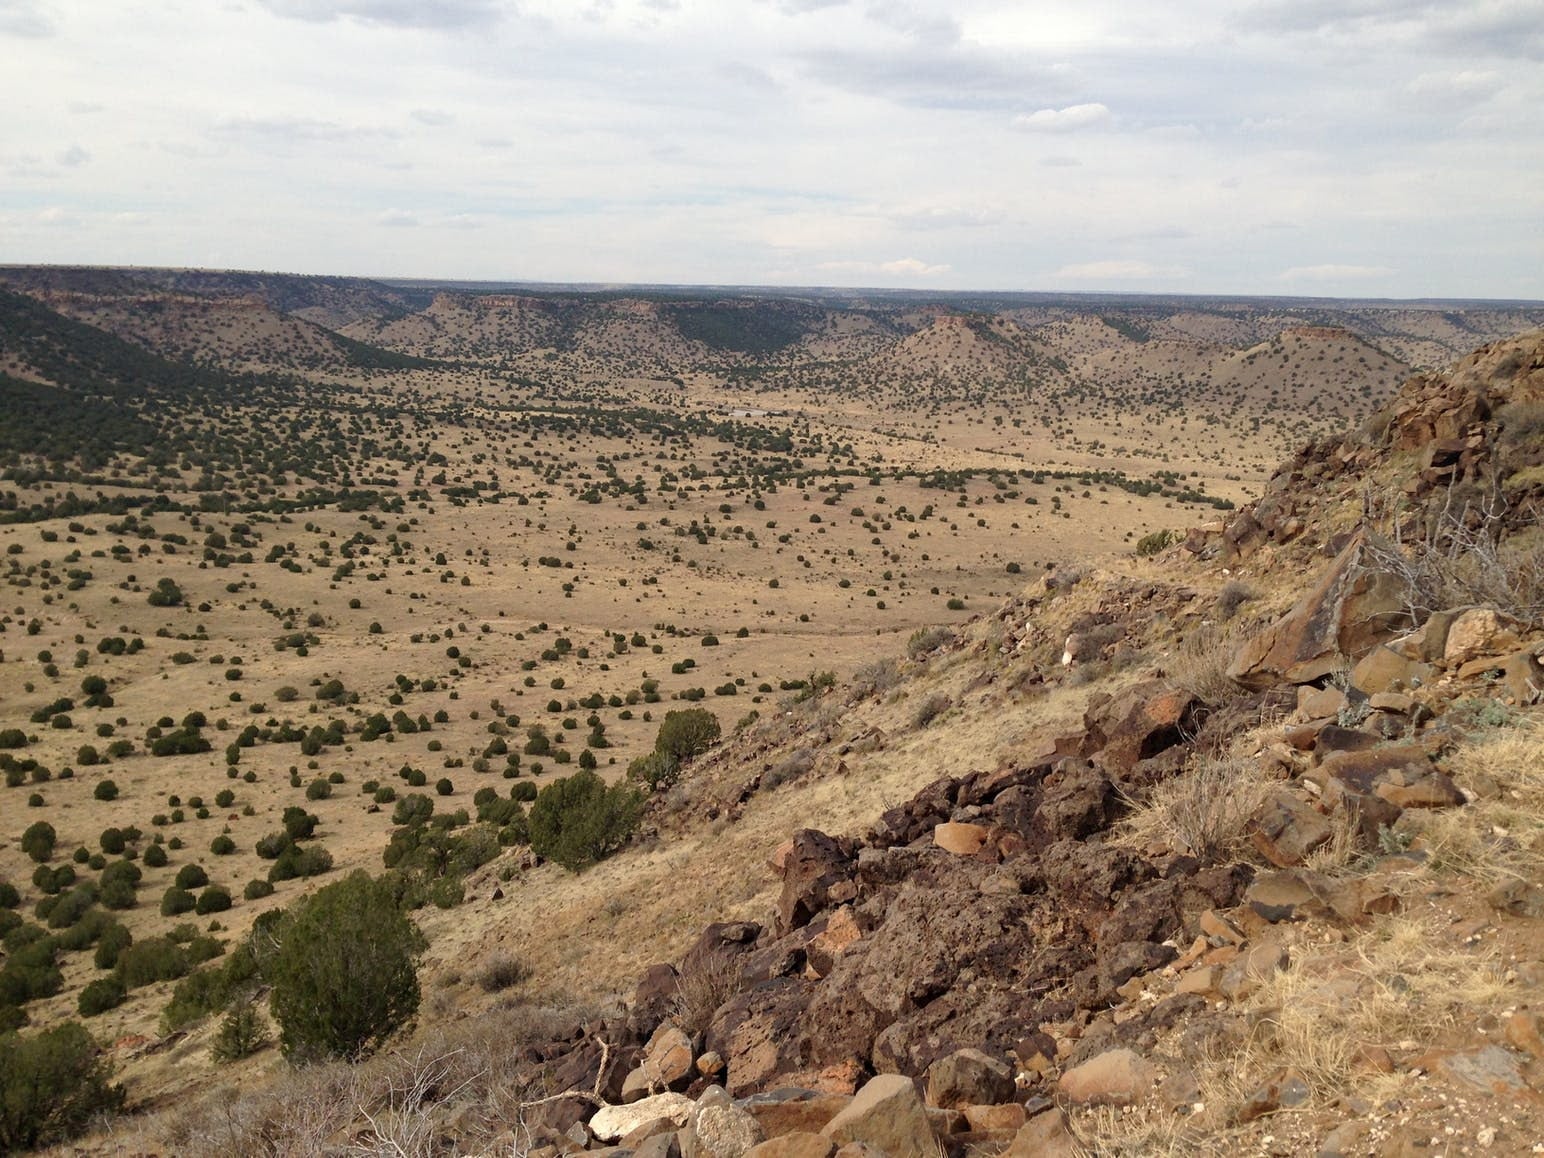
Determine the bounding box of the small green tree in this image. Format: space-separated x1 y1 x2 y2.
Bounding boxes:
264 872 424 1062
0 1022 125 1151
146 578 184 607
211 999 269 1063
527 769 642 872
653 708 721 762
20 822 56 864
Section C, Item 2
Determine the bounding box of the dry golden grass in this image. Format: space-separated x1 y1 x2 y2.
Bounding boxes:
1082 715 1543 1157
1167 623 1245 707
1410 717 1544 884
1112 753 1276 862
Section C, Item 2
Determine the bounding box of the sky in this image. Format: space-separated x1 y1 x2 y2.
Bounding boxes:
2 0 1541 298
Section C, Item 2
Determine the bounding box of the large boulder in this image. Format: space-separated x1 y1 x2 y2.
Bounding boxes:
1317 745 1465 810
683 1087 766 1158
822 1075 935 1158
1031 760 1120 842
591 1093 695 1142
1084 682 1203 776
1248 792 1333 867
1057 1048 1157 1106
1443 608 1522 666
778 830 855 935
1228 531 1410 688
924 1047 1015 1110
704 977 814 1096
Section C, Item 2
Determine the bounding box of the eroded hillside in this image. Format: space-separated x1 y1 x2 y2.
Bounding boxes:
1 270 1542 1156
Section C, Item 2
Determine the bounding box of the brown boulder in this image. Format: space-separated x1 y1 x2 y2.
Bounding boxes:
778 830 855 935
745 1135 835 1158
1228 530 1409 689
1350 645 1432 694
1056 1048 1156 1106
924 1047 1015 1110
684 1087 766 1158
1216 941 1289 1001
634 964 684 1032
822 1075 935 1158
1248 792 1332 867
1003 1108 1079 1158
705 978 815 1097
640 1024 696 1091
1031 760 1119 843
805 908 864 980
1443 608 1522 666
741 1092 853 1137
1297 685 1347 720
1084 682 1201 775
932 822 990 856
964 1103 1027 1131
1318 745 1464 810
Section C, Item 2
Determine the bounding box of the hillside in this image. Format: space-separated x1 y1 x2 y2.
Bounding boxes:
1 324 1532 1156
1 268 1542 1155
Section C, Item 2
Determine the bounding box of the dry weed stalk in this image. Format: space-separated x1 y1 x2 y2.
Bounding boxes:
1168 624 1243 707
352 1047 485 1158
671 950 744 1035
1113 754 1274 863
1364 484 1544 627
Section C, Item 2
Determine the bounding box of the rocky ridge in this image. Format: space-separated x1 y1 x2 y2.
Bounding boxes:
443 334 1544 1157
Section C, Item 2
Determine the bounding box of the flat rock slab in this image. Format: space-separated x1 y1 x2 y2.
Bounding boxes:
592 1094 696 1142
1057 1048 1156 1106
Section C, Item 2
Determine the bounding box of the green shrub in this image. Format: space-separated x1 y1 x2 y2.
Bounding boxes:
1135 528 1179 557
160 887 196 917
77 976 126 1017
0 1022 124 1150
243 879 274 901
93 923 132 970
627 749 679 791
391 794 433 827
115 936 194 989
527 770 642 873
211 1000 269 1063
174 864 209 890
195 886 232 916
265 872 424 1062
93 780 119 802
653 707 720 762
20 821 56 864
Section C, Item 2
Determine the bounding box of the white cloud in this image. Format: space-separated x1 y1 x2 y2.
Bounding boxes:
880 257 950 275
1053 260 1187 280
256 0 501 29
1406 69 1502 107
816 257 951 277
0 0 54 38
1011 102 1110 132
1279 264 1394 281
0 0 1537 295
